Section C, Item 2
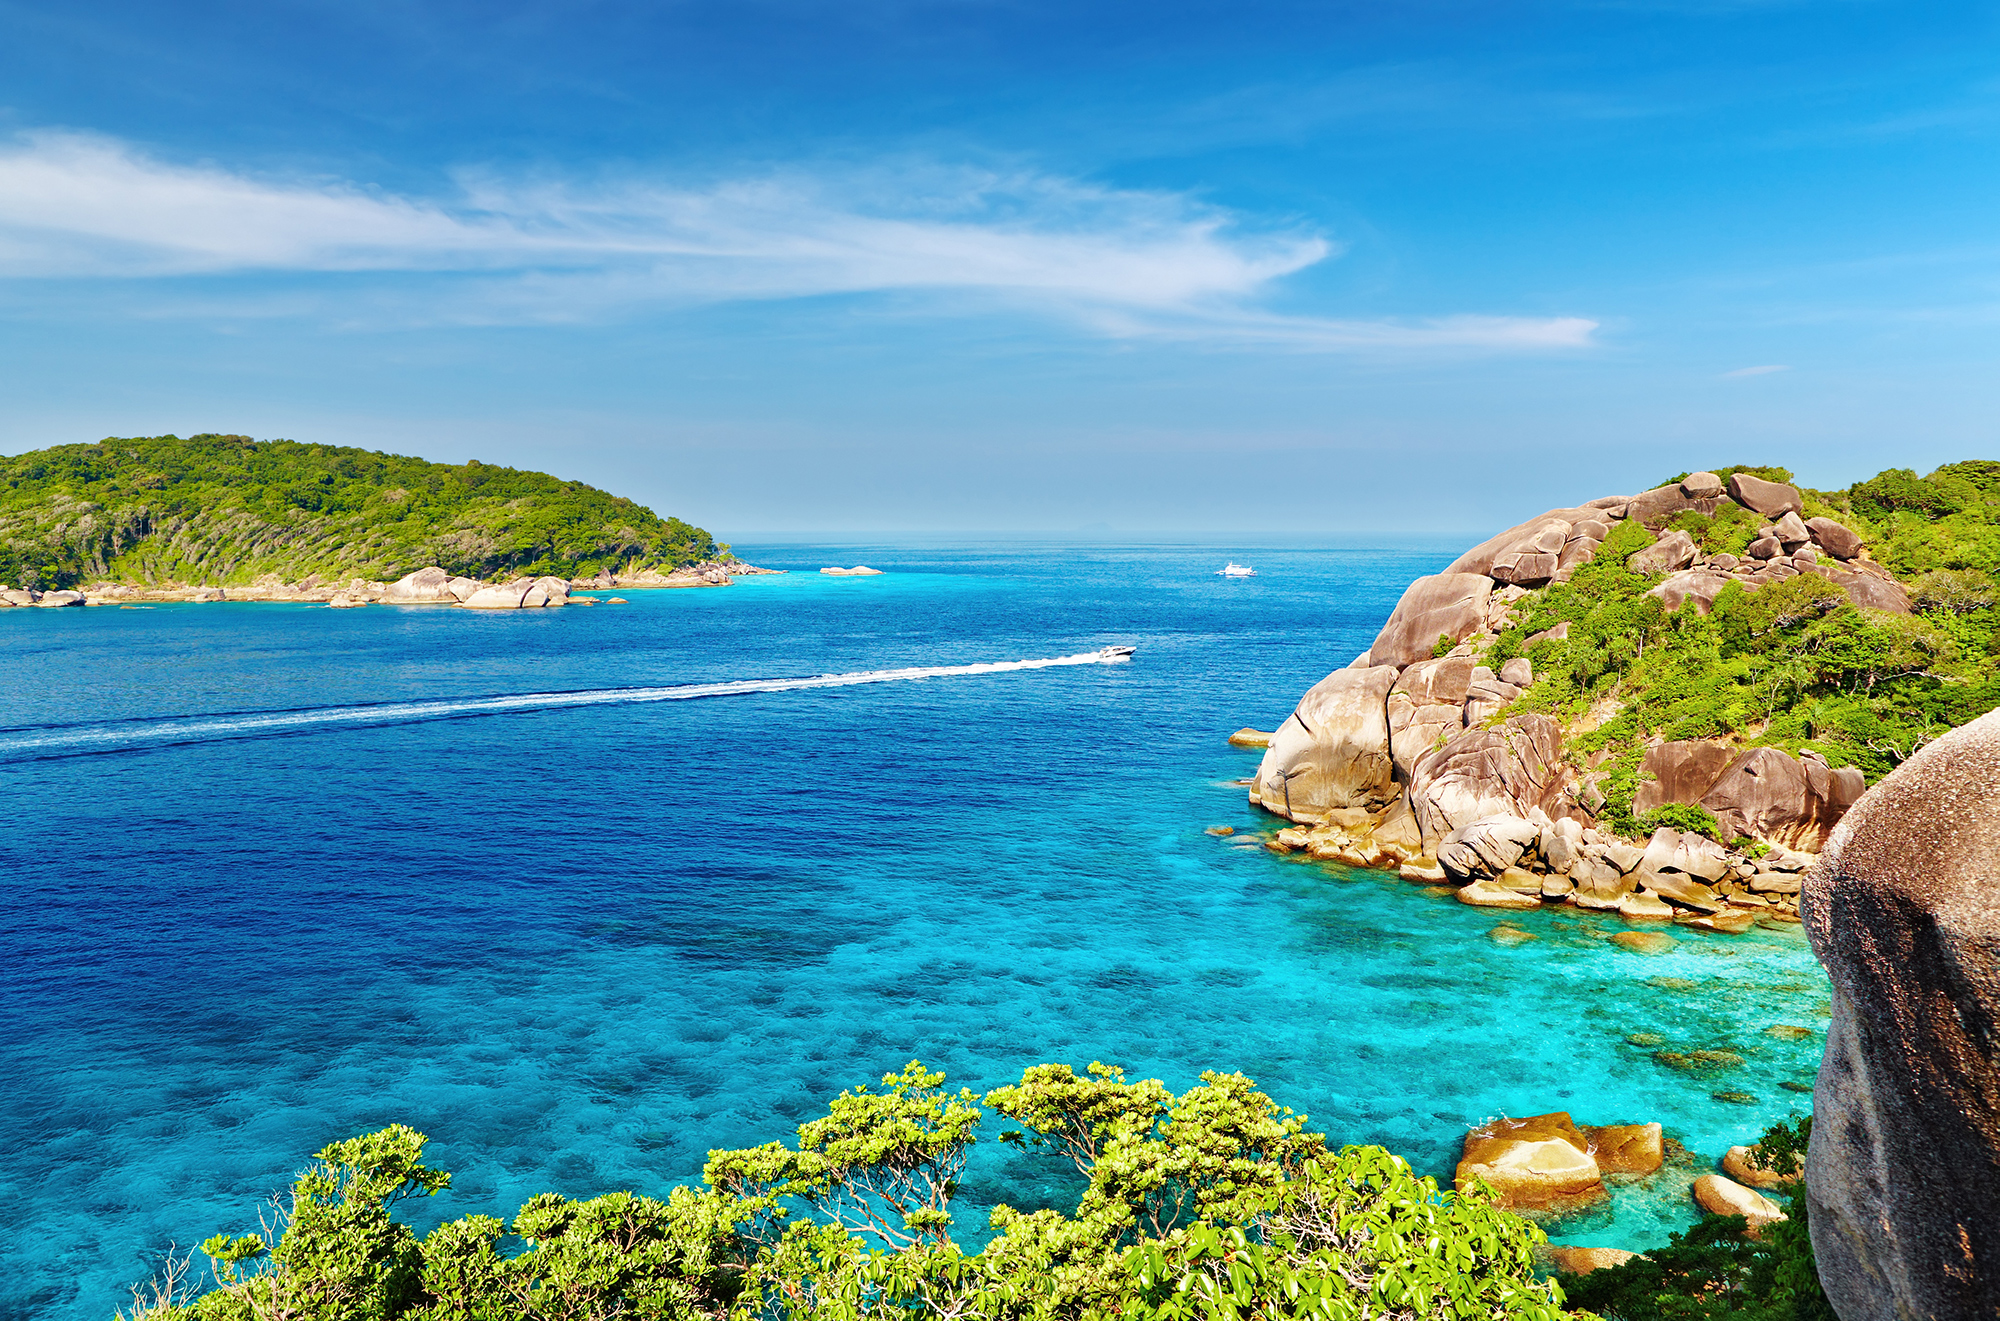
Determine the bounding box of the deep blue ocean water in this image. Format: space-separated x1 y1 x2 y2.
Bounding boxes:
0 539 1829 1320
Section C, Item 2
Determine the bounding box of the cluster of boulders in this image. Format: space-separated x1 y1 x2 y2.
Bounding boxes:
1458 1112 1795 1274
1246 470 1904 929
0 586 86 607
1 560 765 609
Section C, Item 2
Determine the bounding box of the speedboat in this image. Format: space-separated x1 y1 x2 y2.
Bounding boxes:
1217 562 1256 577
1098 645 1136 660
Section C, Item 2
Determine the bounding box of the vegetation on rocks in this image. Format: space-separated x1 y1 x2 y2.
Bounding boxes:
1559 1117 1829 1321
1486 463 2000 833
0 434 718 589
134 1061 1574 1321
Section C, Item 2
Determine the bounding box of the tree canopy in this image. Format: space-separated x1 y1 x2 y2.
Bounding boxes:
0 434 718 588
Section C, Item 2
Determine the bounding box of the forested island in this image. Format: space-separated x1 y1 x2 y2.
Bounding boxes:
0 434 720 591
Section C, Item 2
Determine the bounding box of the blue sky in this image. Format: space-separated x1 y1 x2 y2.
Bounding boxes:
0 1 1995 532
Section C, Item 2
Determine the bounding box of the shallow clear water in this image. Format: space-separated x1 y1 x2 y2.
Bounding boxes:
0 539 1828 1319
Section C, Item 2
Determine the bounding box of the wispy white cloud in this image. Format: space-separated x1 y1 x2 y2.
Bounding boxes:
0 130 1598 351
1721 363 1790 377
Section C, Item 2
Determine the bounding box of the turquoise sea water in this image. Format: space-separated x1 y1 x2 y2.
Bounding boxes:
0 539 1828 1319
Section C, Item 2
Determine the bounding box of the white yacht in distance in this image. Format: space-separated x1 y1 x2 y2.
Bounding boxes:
1217 562 1256 577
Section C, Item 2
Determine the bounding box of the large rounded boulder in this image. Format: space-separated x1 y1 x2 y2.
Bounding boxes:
1804 707 2000 1320
1251 665 1400 821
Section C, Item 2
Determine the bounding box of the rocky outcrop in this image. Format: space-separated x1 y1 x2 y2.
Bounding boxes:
1631 741 1737 816
1803 707 2000 1321
1728 472 1804 517
1365 574 1494 668
1549 1247 1638 1275
462 575 573 610
383 567 461 603
1455 1113 1663 1216
1693 1173 1786 1231
1702 746 1863 851
1251 666 1400 821
1408 715 1571 842
1227 728 1273 748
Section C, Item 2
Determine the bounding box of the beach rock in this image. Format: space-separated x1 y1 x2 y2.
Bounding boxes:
1693 1174 1785 1229
1586 1122 1665 1174
1647 570 1735 615
1495 866 1545 894
1676 907 1756 934
446 576 482 601
1364 574 1496 668
1681 472 1724 499
1388 700 1466 775
1399 859 1447 883
1632 742 1738 817
327 593 369 608
1641 868 1724 912
1639 826 1733 883
1749 871 1803 895
1456 879 1541 909
1251 666 1400 821
1456 1113 1606 1213
1550 1247 1638 1276
1701 746 1862 851
1619 890 1676 921
1408 715 1571 844
1805 517 1863 560
1438 814 1542 879
1723 1145 1799 1191
820 565 884 576
1571 854 1637 908
1727 473 1804 518
35 589 86 607
462 579 534 609
0 588 34 606
1628 529 1699 576
1803 707 2000 1321
1601 839 1645 872
1542 816 1583 871
1229 728 1274 748
383 566 460 603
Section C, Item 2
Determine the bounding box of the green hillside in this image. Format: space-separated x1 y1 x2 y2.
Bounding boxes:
0 434 718 589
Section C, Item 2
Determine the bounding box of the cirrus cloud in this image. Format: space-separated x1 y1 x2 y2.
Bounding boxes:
0 130 1598 351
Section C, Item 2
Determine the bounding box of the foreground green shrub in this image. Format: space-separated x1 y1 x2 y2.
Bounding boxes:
139 1062 1574 1321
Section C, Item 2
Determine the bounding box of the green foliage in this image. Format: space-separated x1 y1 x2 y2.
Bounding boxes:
0 434 717 588
1558 1117 1829 1321
1433 633 1456 658
1636 803 1723 842
1489 465 2000 797
172 1062 1578 1321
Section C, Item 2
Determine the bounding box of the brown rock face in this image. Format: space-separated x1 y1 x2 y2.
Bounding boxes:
1227 728 1274 748
1365 573 1496 668
1585 1122 1665 1174
1727 472 1804 517
1550 1247 1638 1275
1701 746 1862 851
1251 666 1400 821
1805 517 1863 559
1804 708 2000 1321
1632 740 1738 816
1408 715 1570 844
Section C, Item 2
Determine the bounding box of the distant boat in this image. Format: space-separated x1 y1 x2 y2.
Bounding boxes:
1098 645 1136 660
1216 562 1256 577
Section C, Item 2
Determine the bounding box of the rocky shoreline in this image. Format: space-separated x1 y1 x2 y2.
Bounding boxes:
1244 470 1897 934
0 560 780 609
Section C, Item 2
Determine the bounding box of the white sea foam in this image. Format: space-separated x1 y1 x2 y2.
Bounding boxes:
0 650 1129 759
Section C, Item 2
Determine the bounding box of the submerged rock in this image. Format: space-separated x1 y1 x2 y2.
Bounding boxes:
1457 1113 1607 1214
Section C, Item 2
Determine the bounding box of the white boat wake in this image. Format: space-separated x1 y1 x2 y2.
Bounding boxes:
0 648 1133 761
